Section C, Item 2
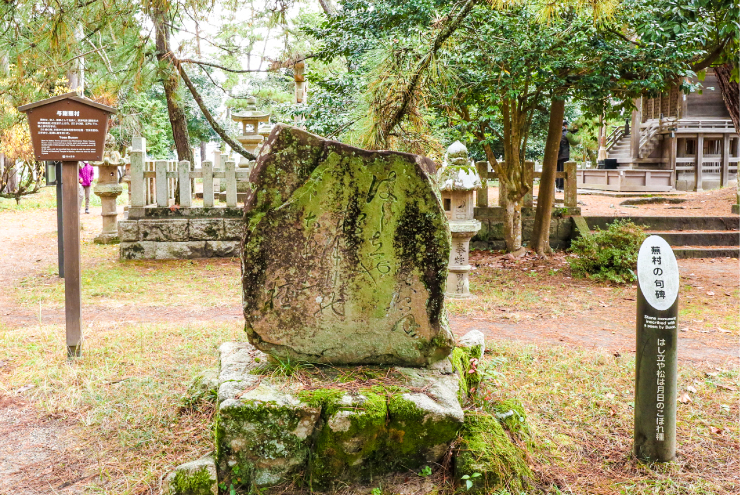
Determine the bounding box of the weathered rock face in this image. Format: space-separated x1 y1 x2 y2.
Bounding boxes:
241 124 453 366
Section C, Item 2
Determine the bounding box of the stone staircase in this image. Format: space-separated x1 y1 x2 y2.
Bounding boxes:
584 216 740 258
606 122 663 165
608 134 632 165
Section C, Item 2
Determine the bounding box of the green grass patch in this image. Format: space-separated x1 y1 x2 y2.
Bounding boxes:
16 250 241 310
0 182 129 212
476 340 739 494
0 321 242 494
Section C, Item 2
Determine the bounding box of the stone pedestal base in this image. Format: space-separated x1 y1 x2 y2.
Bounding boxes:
93 232 120 245
446 221 481 299
214 342 463 492
165 332 534 495
237 135 263 165
94 166 123 245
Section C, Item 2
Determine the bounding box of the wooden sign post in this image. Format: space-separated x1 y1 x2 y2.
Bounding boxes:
19 93 116 358
634 235 679 461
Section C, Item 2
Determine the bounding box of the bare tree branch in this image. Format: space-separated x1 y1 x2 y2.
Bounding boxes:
691 37 730 72
177 62 258 162
180 58 271 73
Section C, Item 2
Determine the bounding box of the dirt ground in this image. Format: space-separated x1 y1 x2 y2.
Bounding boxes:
0 189 738 495
455 250 738 366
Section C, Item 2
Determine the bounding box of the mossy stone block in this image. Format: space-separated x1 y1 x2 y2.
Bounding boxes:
188 219 224 240
215 342 464 490
308 391 388 489
165 455 218 495
216 384 321 489
242 124 453 366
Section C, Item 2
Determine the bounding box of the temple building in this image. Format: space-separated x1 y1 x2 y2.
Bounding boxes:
578 68 739 192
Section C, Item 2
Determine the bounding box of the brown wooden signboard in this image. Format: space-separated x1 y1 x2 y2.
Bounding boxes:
18 92 116 161
18 93 116 358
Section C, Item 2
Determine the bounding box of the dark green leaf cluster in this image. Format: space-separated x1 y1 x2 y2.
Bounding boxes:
568 219 648 284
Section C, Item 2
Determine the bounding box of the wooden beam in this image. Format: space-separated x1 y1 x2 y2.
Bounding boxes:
721 134 730 187
695 135 704 191
62 161 82 357
632 99 642 160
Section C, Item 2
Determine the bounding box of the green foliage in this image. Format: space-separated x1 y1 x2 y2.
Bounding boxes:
113 89 175 159
456 412 533 494
569 219 648 284
460 472 481 491
451 346 482 402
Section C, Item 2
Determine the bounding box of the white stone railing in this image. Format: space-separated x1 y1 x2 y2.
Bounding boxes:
129 137 250 208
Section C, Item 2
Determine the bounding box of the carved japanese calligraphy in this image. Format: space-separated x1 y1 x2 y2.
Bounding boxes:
241 125 454 366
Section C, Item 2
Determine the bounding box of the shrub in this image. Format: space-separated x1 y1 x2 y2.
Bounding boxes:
568 219 647 283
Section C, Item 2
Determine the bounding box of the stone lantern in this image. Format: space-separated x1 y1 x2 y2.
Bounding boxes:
438 141 481 299
231 96 271 171
92 133 124 244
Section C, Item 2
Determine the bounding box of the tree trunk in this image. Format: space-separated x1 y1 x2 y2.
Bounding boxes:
152 10 193 166
503 198 522 253
714 63 739 132
531 98 566 255
318 0 337 16
495 98 528 253
200 141 208 167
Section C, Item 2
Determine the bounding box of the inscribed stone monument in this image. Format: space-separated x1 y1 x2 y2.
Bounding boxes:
241 124 454 366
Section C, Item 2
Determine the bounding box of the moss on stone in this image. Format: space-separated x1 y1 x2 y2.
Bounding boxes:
307 390 388 489
455 412 533 494
384 394 461 468
216 394 320 490
450 347 482 402
491 399 531 444
170 467 214 495
241 125 453 367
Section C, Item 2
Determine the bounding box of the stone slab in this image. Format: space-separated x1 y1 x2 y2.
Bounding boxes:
189 219 224 240
127 206 244 219
223 219 244 241
139 219 189 242
120 241 156 260
155 241 206 259
164 455 218 495
117 220 139 242
242 124 453 366
119 241 207 260
206 240 240 258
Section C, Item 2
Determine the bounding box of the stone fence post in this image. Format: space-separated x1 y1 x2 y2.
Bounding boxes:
523 160 534 208
179 160 192 207
475 161 488 208
130 138 146 207
564 161 577 208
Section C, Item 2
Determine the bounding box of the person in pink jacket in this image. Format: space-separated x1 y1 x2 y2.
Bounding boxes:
78 161 94 213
